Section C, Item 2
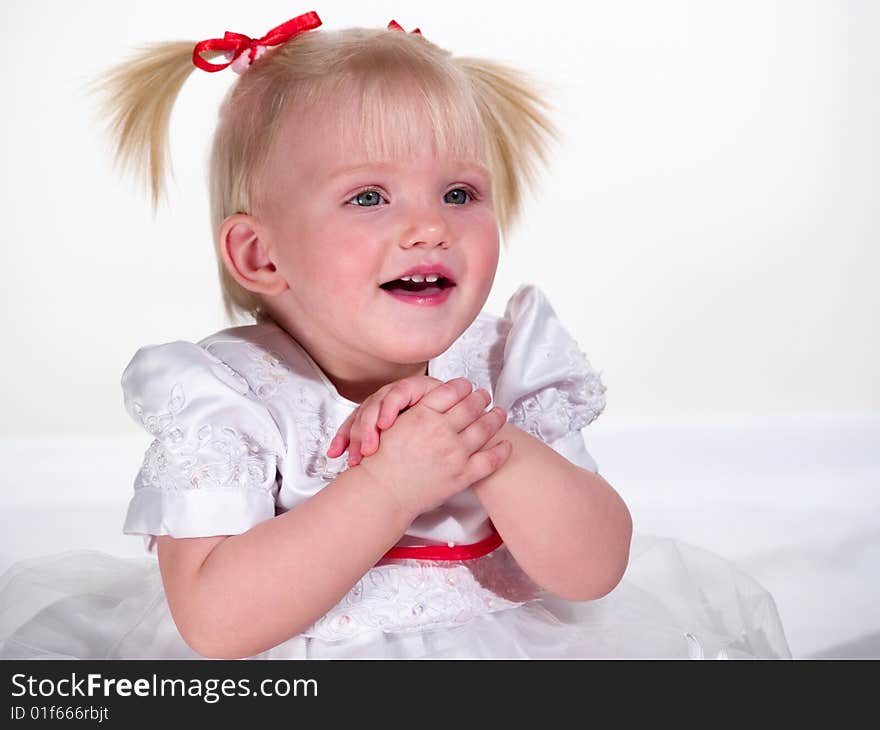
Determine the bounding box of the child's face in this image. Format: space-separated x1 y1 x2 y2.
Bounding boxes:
254 102 500 367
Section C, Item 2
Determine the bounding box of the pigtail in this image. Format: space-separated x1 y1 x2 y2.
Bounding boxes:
456 58 560 238
93 42 218 207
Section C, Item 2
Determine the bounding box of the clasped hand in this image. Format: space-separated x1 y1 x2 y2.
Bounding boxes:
325 375 512 518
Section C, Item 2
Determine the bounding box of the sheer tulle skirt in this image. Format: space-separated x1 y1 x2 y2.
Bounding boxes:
0 535 790 660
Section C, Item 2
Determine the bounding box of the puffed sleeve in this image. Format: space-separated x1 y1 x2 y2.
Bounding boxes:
493 285 607 474
120 341 285 545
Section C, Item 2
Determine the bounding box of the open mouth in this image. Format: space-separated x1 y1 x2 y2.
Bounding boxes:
379 276 456 296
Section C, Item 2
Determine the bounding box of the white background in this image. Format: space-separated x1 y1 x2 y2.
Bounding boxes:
1 0 877 433
1 1 878 658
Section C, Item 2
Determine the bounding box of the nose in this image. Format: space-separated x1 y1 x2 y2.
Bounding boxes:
399 203 450 249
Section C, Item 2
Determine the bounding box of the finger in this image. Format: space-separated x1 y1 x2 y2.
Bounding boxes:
419 378 475 413
377 379 430 429
445 388 494 432
327 409 357 457
363 423 382 457
327 435 344 458
349 409 368 466
459 405 508 455
376 382 411 430
463 439 512 485
335 407 363 451
358 398 385 456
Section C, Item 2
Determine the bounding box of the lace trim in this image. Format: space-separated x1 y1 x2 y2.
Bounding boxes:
239 342 351 482
685 632 730 660
508 345 607 441
291 384 351 480
244 344 293 400
430 317 509 395
131 384 276 492
302 547 542 641
131 384 185 439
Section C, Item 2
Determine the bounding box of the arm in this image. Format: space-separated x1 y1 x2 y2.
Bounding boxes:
472 422 633 602
327 374 629 600
157 466 411 659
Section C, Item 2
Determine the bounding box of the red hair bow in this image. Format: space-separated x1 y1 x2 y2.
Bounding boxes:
193 11 322 72
388 19 422 35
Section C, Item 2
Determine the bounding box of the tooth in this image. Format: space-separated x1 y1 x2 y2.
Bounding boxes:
400 276 412 281
410 275 425 283
425 275 439 283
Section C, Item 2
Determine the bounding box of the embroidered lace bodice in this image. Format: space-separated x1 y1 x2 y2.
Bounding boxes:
121 284 607 641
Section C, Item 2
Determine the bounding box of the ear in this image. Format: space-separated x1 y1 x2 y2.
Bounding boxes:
218 214 288 296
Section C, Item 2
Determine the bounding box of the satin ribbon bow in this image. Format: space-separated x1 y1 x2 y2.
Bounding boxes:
388 19 422 35
192 11 323 73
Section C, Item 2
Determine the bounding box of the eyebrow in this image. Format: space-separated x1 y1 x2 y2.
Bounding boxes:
326 161 491 182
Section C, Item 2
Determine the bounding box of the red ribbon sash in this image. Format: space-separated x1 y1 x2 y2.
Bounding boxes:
380 524 502 562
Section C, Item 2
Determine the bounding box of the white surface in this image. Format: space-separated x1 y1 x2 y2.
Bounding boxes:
2 0 879 433
1 411 877 659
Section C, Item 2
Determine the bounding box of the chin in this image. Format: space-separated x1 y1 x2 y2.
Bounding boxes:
384 341 450 364
379 329 461 364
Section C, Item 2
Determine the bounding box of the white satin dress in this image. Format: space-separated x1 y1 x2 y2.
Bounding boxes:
0 285 791 659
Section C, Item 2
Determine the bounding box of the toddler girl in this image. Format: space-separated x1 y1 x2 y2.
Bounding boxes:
0 11 790 659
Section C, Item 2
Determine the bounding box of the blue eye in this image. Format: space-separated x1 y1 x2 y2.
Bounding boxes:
347 186 478 207
444 188 473 205
348 189 387 207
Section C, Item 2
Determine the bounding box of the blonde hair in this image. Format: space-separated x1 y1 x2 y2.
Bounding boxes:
96 25 558 323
